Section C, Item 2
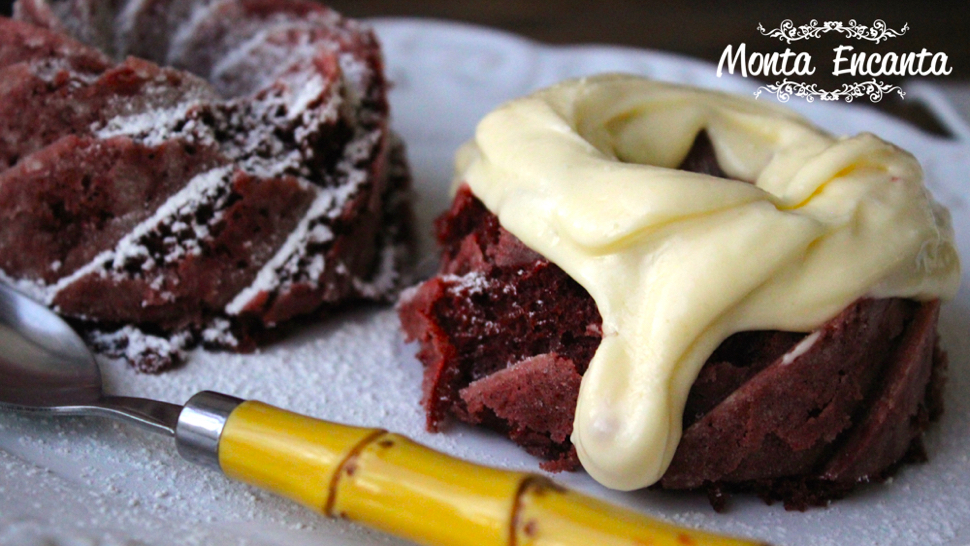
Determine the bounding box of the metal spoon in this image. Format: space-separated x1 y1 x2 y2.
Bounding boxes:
0 281 762 546
0 281 238 468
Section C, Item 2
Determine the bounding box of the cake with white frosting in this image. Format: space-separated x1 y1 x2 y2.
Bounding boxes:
0 0 412 371
398 75 960 509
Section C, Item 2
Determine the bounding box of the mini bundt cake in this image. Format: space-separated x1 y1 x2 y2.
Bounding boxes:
400 183 947 510
0 0 412 371
398 75 960 509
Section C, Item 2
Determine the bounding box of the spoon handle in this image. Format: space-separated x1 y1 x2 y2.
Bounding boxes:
179 393 762 546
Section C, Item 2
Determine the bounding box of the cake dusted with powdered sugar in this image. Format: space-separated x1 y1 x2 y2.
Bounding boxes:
0 0 412 371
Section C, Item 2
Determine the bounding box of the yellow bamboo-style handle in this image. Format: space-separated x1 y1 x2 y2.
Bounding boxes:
218 401 766 546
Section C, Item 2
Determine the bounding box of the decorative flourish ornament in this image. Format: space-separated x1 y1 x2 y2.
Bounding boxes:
757 19 909 44
755 79 906 103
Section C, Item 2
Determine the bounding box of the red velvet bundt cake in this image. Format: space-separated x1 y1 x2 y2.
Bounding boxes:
0 0 412 371
398 75 960 509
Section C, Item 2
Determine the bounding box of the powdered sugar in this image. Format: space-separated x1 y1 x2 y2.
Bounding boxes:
207 21 324 99
224 189 336 316
353 244 403 300
108 167 233 270
441 271 490 295
288 73 327 121
94 59 347 187
0 268 49 303
48 166 235 304
29 56 101 85
96 102 212 147
220 73 344 182
87 325 193 372
200 318 239 348
224 125 390 318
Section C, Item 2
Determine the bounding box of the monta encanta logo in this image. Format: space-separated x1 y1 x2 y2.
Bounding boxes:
716 20 952 102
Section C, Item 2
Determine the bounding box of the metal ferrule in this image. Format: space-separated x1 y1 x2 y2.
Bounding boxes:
175 391 243 471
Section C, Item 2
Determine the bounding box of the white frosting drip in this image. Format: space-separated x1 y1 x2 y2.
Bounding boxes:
455 74 961 490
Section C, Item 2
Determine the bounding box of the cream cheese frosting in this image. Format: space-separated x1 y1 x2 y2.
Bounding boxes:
454 74 961 491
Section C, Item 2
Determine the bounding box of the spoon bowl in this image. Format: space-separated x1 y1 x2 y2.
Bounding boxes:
0 282 102 408
0 281 181 435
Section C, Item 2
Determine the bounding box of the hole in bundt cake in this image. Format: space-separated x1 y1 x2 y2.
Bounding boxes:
678 131 737 180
